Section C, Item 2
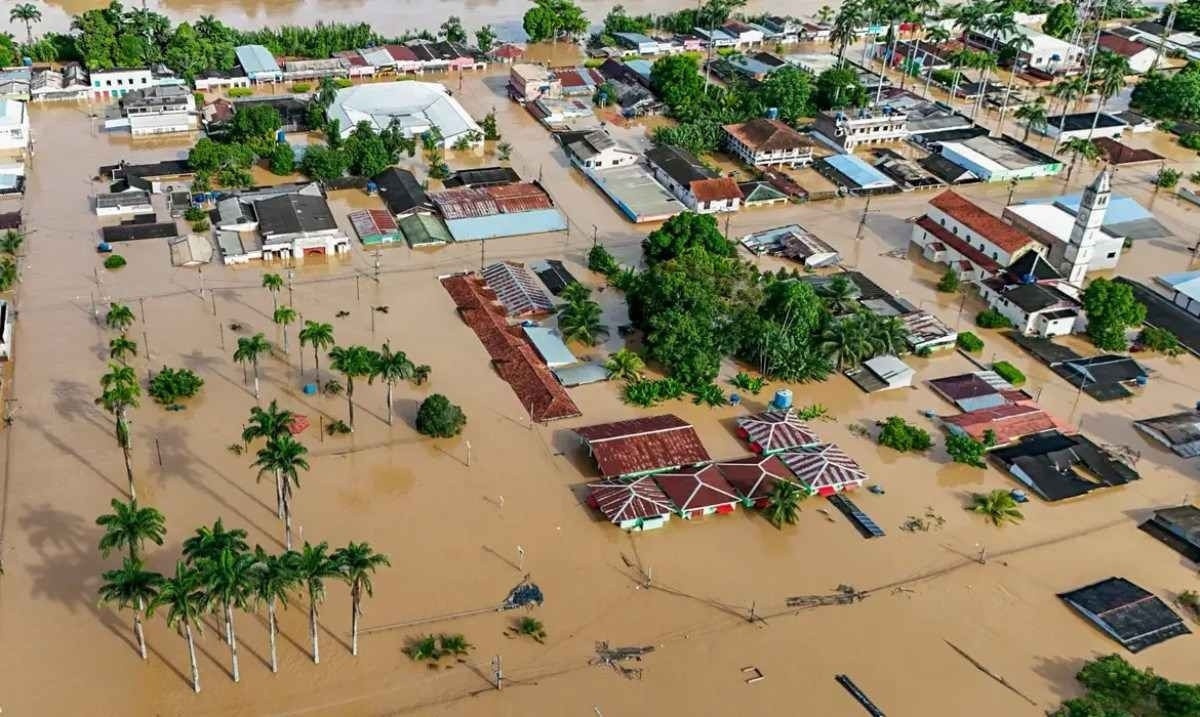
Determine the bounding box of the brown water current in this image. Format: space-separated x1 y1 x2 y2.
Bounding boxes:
2 51 1200 717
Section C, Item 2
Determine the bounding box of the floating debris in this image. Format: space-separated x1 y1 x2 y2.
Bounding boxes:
501 576 544 610
786 584 866 609
590 641 655 680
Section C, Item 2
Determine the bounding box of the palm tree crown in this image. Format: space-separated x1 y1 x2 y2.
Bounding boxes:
182 519 249 566
96 497 166 561
105 302 135 333
969 489 1024 526
328 345 378 429
242 400 295 445
298 320 335 381
148 561 207 692
766 480 806 528
108 335 138 364
10 3 42 45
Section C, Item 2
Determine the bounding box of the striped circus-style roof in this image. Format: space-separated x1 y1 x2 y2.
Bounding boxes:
778 444 868 493
587 476 675 524
735 409 821 454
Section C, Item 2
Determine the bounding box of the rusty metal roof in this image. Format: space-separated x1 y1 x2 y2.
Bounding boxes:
576 415 710 477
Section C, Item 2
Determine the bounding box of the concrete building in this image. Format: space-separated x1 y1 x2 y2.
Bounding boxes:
89 67 153 100
722 118 813 167
965 24 1084 73
0 99 29 153
558 129 639 169
1155 270 1200 317
978 256 1083 337
812 108 908 151
509 63 560 101
235 45 283 83
1098 32 1158 74
214 183 349 263
326 81 483 147
933 133 1062 182
0 67 30 101
613 32 670 55
911 190 1042 281
31 65 89 102
193 70 250 92
646 145 743 213
103 85 197 136
95 190 153 217
1037 113 1127 142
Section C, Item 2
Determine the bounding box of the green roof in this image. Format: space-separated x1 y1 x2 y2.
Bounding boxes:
399 213 452 247
741 182 788 204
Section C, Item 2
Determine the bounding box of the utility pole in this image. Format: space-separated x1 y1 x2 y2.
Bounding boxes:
491 655 503 691
480 238 486 272
355 274 361 302
373 249 381 282
592 224 598 247
1152 4 1177 72
1007 177 1018 206
138 297 146 323
198 266 205 299
855 194 873 240
287 268 295 306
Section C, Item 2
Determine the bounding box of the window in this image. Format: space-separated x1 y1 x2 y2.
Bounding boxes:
1106 251 1117 258
106 80 112 86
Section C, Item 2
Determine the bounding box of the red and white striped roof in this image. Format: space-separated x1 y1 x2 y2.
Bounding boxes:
736 409 821 454
587 476 674 524
653 464 741 513
778 444 868 492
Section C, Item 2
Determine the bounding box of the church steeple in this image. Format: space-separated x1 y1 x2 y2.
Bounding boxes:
1058 167 1112 285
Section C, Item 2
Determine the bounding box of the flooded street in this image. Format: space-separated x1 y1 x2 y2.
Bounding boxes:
2 48 1200 717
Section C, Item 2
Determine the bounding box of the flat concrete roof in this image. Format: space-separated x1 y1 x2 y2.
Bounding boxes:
587 164 685 222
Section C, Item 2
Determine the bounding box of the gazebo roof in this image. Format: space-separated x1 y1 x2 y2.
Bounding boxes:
715 455 793 501
736 409 821 454
587 476 674 524
653 464 741 512
778 444 868 492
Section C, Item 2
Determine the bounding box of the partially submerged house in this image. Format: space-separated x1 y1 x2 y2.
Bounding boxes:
735 410 821 455
722 118 814 167
481 261 555 317
715 455 793 508
1059 577 1190 652
942 403 1072 446
372 167 434 218
587 476 675 531
928 371 1029 411
846 355 915 393
575 414 710 478
646 145 743 213
900 311 957 353
1134 411 1200 458
777 443 868 496
740 224 839 267
349 209 403 245
989 431 1140 501
1140 505 1200 563
653 464 741 519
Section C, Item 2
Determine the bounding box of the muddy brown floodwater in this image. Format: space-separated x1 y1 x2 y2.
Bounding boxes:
2 60 1200 717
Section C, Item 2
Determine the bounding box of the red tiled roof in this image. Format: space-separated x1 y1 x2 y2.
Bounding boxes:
715 455 792 502
1098 33 1150 59
929 190 1035 254
943 403 1072 444
490 43 526 59
441 274 580 422
576 415 710 477
587 476 674 524
1094 137 1163 165
916 215 1002 274
553 67 604 87
653 464 741 513
690 177 744 203
735 410 821 454
386 44 419 62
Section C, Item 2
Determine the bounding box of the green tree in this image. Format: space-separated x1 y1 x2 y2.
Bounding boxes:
557 285 608 345
757 65 813 123
479 110 500 141
299 144 350 182
298 320 335 383
936 268 960 293
1015 98 1049 142
475 24 497 53
1082 278 1146 351
242 399 295 518
877 416 932 452
331 541 391 656
273 306 297 355
1060 137 1099 185
201 546 255 682
830 0 863 60
230 104 282 145
261 272 284 312
819 315 874 370
108 335 138 364
946 432 989 467
649 54 707 120
814 65 868 110
182 519 249 566
1042 2 1077 39
252 435 309 550
99 557 162 660
148 562 207 693
968 489 1024 526
415 393 466 438
642 212 733 264
369 342 414 426
0 229 23 255
250 547 300 673
96 498 165 562
588 243 619 275
766 480 805 528
328 345 377 429
97 362 140 499
522 0 588 42
233 333 271 399
439 15 466 43
10 2 41 45
344 120 391 178
269 142 295 175
105 302 135 334
603 348 644 381
297 541 340 664
147 367 204 405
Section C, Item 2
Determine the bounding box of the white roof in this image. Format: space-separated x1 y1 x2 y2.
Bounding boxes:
0 99 25 128
988 24 1084 56
864 354 914 384
1157 270 1200 302
359 47 396 68
326 81 482 142
939 141 1007 176
1006 202 1119 242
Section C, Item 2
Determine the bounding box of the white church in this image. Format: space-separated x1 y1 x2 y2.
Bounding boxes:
911 168 1121 338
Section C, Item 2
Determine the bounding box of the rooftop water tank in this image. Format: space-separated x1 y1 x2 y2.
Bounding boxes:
772 388 793 410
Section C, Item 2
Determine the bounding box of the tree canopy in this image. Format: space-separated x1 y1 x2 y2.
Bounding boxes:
1082 278 1146 351
1130 63 1200 122
642 212 734 265
523 0 588 42
814 65 869 111
415 394 467 438
1052 654 1200 717
1041 2 1077 39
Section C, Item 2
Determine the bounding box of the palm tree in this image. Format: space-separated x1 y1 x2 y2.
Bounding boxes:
1089 49 1131 139
369 343 414 427
820 316 874 370
96 498 165 562
603 348 644 381
332 542 391 656
250 547 300 673
766 481 805 528
831 0 864 61
262 272 284 312
992 31 1033 136
557 298 608 346
817 3 835 23
273 306 297 354
201 547 255 682
1049 74 1088 150
182 519 249 567
108 335 138 364
297 541 340 664
252 435 309 550
328 345 377 430
242 400 295 517
0 229 23 255
233 333 270 399
1060 137 1100 185
298 320 335 383
10 3 41 45
967 50 997 120
149 562 207 693
412 364 431 385
0 256 16 291
97 362 140 499
105 302 135 334
968 489 1024 526
98 557 162 660
1015 98 1049 142
817 275 857 314
866 314 907 356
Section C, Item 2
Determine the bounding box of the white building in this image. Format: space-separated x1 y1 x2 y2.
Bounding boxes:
0 99 29 153
31 65 89 102
326 81 483 148
1155 270 1200 317
95 190 153 217
234 45 283 83
966 24 1084 73
978 253 1083 337
103 85 197 136
722 118 813 167
812 108 908 151
1098 32 1158 74
560 130 639 169
911 189 1042 281
89 68 153 100
215 187 349 263
193 70 251 92
645 145 743 213
1036 113 1127 142
1004 170 1124 280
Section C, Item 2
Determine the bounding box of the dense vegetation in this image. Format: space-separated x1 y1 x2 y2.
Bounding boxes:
1052 654 1200 716
1082 278 1146 351
415 394 467 438
877 416 933 453
1131 63 1200 123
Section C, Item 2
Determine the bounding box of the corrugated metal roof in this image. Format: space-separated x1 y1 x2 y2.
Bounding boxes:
482 261 555 316
485 182 554 213
430 187 498 219
778 444 868 492
444 209 567 241
235 45 281 76
522 326 577 367
587 476 674 524
576 415 710 477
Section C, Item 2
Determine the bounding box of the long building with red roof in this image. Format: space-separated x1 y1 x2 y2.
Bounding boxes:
575 414 710 478
911 190 1042 282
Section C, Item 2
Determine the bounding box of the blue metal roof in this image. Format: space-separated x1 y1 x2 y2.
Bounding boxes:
614 32 656 45
235 45 281 77
522 326 577 367
444 209 567 242
1050 193 1151 224
625 60 652 78
825 154 895 190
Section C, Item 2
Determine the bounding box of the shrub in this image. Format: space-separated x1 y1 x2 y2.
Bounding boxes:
946 432 988 467
183 206 207 222
976 308 1013 329
326 419 351 435
416 394 467 438
1192 170 1200 184
227 87 253 98
956 331 984 352
333 78 353 89
148 367 205 405
290 82 311 93
936 268 960 293
1140 326 1183 355
1157 167 1182 188
587 244 619 275
623 377 684 407
991 360 1025 386
877 416 933 453
690 382 725 406
1181 132 1200 150
730 371 766 394
795 403 828 420
610 268 637 292
191 218 210 232
515 616 547 643
103 254 127 270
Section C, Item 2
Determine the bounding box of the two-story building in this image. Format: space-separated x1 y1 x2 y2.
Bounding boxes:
104 85 197 136
977 252 1083 337
646 145 743 213
722 118 813 167
509 63 560 102
910 189 1042 282
559 129 640 169
89 67 153 100
0 99 29 153
812 107 909 151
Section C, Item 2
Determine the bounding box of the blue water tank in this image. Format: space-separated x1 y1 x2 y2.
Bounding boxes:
765 107 779 120
21 57 31 67
275 129 286 143
302 383 318 395
366 180 378 194
772 388 793 410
